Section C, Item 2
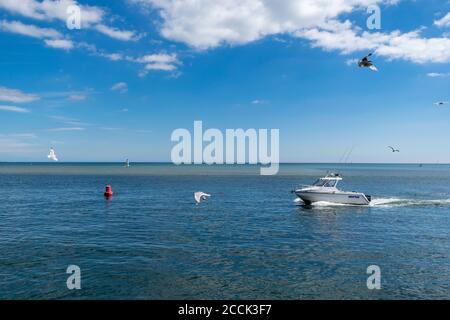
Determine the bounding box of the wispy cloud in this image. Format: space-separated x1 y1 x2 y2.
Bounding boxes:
427 72 450 78
0 137 38 153
131 53 180 76
0 105 30 113
77 42 124 61
41 89 93 102
134 53 179 70
45 39 74 50
111 82 128 93
0 20 73 51
0 19 61 39
99 127 123 131
68 94 87 101
94 24 142 42
0 132 39 154
0 133 37 139
0 0 138 41
47 127 85 132
435 13 450 28
0 0 103 25
0 86 39 103
49 115 91 127
251 99 269 105
345 58 359 66
72 42 179 75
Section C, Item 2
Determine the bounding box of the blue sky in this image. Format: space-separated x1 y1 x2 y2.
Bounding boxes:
1 0 450 163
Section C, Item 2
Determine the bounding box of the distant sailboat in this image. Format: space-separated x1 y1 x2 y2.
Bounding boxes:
47 148 58 161
124 159 130 167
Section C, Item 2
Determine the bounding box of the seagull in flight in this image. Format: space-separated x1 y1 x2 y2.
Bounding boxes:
194 192 211 204
47 148 58 161
358 53 378 72
434 101 450 106
388 146 400 153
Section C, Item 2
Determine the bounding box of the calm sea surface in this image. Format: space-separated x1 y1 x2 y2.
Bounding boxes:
0 163 449 299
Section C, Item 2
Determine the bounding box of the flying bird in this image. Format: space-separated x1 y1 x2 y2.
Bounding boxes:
47 148 58 161
388 146 400 153
434 101 450 106
194 192 211 204
358 53 378 72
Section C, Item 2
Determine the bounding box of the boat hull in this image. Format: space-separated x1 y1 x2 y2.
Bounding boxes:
295 190 371 206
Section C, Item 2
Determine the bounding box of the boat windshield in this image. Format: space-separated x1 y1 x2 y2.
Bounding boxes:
313 179 326 186
324 180 337 187
313 179 338 187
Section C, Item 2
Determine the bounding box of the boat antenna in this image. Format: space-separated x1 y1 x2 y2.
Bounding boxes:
338 148 349 163
344 145 355 163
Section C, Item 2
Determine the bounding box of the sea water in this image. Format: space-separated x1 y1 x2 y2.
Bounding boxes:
0 163 449 299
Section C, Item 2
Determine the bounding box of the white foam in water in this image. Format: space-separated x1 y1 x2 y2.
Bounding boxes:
369 198 404 207
294 197 450 208
371 198 450 207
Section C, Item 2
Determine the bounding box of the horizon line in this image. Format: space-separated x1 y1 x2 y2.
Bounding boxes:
0 162 449 165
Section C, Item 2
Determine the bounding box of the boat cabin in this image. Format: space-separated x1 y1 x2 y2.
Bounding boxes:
312 173 342 188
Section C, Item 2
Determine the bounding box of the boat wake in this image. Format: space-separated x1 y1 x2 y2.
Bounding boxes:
369 198 450 208
294 197 450 208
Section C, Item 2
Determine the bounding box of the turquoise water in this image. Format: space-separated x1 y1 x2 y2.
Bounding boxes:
0 163 449 299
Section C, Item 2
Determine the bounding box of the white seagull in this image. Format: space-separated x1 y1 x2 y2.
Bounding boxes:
194 192 211 204
47 148 58 161
358 53 378 72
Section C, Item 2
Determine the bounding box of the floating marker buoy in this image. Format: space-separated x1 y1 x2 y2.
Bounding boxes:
104 185 113 198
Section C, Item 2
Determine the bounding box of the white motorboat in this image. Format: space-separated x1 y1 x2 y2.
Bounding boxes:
293 173 371 206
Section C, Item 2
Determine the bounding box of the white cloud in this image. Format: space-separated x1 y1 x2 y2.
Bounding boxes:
134 53 178 64
0 105 30 113
47 127 85 132
435 13 450 28
0 0 103 26
45 38 74 50
78 42 124 61
99 127 122 131
130 0 450 64
345 58 359 66
0 0 138 41
0 20 74 50
68 93 87 101
95 24 140 41
296 21 450 64
111 82 128 93
427 72 450 78
131 0 396 50
132 53 179 73
251 99 268 105
0 19 61 39
100 52 124 61
144 62 177 71
77 42 177 74
0 134 37 153
0 133 37 139
0 86 39 103
49 115 90 127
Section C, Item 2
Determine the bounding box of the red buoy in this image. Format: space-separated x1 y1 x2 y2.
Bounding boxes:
104 185 113 198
